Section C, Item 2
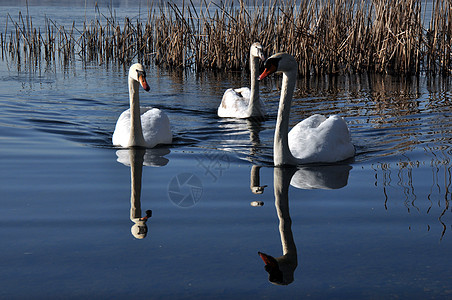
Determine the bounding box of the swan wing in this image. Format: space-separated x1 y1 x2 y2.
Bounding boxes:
140 107 172 148
218 87 251 118
288 114 355 163
112 108 172 148
112 109 133 147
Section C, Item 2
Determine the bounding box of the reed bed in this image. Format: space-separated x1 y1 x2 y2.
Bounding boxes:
1 0 452 76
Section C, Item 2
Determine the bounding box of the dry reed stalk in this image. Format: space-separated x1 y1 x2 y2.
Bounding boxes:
1 0 452 75
426 0 452 74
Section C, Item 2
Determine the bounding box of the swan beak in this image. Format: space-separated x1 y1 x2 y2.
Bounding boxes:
258 251 278 268
139 75 150 91
259 251 284 284
258 65 276 80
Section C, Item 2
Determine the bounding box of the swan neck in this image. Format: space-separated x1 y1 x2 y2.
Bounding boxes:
247 54 262 116
250 165 261 188
129 77 145 146
130 149 144 220
274 167 297 257
274 70 297 166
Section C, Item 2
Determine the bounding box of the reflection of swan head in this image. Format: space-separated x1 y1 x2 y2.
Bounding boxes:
129 63 150 91
251 186 266 194
131 222 148 239
258 252 293 285
131 210 152 239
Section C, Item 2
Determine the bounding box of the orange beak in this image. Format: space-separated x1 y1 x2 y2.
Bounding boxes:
258 64 277 80
139 75 150 91
258 251 278 268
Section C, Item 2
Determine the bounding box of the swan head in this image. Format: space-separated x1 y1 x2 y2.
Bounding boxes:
258 53 297 80
131 210 152 239
250 42 266 61
258 251 292 285
131 222 148 239
129 63 150 91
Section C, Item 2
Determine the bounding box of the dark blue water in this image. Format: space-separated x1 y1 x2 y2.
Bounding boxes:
1 3 451 299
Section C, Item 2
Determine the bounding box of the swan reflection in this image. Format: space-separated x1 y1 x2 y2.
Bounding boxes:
250 165 267 194
218 118 265 158
116 147 170 239
290 164 352 190
259 164 351 285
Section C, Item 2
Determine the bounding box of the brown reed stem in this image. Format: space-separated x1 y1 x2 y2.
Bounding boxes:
1 0 452 75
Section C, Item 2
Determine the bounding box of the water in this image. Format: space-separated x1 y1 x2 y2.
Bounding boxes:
1 3 451 299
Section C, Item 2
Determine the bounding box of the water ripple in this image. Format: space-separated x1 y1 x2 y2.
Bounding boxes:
1 64 451 165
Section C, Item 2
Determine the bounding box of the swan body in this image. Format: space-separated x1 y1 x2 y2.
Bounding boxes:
113 107 172 148
288 114 354 164
218 42 266 118
113 63 172 148
259 53 355 166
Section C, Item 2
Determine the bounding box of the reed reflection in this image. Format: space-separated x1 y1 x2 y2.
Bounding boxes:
372 147 451 239
259 164 351 285
116 147 170 239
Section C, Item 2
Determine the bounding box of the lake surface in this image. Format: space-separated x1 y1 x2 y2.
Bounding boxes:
1 3 451 300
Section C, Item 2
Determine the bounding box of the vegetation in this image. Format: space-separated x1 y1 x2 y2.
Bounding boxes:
1 0 452 76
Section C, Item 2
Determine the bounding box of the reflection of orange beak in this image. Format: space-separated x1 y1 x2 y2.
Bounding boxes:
140 210 152 221
258 251 278 268
259 251 284 284
139 75 150 91
258 64 277 80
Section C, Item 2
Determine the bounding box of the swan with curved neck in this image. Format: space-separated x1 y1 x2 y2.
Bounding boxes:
218 42 266 119
113 63 172 148
258 167 298 285
128 148 150 239
258 53 355 166
116 147 170 239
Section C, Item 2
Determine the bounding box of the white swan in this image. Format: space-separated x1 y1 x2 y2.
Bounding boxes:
113 63 172 148
218 42 266 118
258 53 355 166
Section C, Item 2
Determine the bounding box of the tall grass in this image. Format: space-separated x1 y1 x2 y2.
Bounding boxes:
1 0 452 75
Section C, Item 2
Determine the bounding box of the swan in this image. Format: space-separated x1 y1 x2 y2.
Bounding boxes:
113 63 172 148
116 148 170 239
258 53 355 166
258 167 298 285
258 164 351 284
128 148 151 239
218 42 266 118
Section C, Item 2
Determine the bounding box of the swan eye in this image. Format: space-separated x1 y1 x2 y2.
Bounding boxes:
263 57 281 69
136 70 146 78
